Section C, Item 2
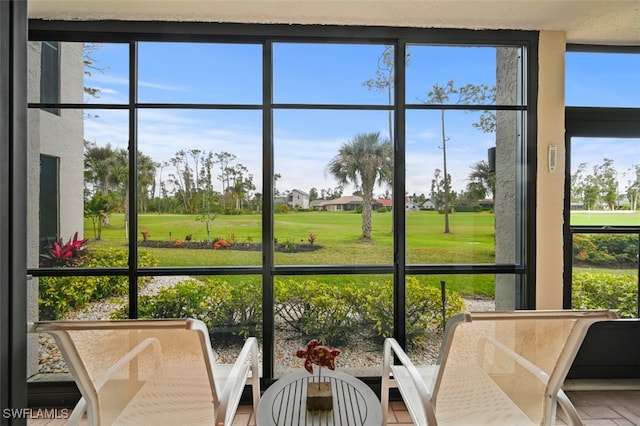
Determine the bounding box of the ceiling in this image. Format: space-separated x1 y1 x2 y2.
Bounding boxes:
28 0 640 45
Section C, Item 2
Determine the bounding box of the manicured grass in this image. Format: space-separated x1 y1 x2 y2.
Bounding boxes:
570 211 639 278
570 211 640 226
85 210 500 297
573 266 637 276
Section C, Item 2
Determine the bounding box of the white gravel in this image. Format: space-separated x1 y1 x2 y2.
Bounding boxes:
37 276 495 374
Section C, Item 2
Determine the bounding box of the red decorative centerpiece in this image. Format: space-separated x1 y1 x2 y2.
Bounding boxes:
296 339 341 411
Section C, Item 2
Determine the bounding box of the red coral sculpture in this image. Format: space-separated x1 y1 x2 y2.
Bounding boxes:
296 339 341 374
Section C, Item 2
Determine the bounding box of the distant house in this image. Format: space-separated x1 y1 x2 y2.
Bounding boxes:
317 195 363 211
405 201 420 211
274 196 288 205
376 199 393 210
310 199 326 210
478 199 494 210
313 195 388 211
288 189 309 209
421 199 436 210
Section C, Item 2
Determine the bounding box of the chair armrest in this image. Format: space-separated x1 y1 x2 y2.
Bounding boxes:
216 336 259 426
478 336 550 384
95 337 162 390
383 338 437 425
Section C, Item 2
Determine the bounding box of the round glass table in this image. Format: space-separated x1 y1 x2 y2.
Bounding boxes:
256 369 383 426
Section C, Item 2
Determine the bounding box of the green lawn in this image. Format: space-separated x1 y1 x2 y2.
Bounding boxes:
570 210 640 226
85 212 495 266
75 209 640 301
84 210 498 297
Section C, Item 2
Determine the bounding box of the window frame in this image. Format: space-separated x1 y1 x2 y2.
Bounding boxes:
563 106 640 315
26 21 538 388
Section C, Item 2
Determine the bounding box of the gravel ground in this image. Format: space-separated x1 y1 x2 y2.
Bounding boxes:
37 276 495 374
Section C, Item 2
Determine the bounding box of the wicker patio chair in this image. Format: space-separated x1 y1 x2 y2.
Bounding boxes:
31 318 260 426
381 310 618 425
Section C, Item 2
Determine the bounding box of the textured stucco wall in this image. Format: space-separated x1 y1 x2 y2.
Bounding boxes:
26 42 84 377
494 47 521 310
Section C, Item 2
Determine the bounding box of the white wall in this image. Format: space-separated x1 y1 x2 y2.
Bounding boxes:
536 31 567 309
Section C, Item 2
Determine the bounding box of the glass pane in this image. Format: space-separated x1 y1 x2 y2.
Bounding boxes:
27 108 129 269
274 274 391 377
33 274 131 376
405 274 498 361
134 275 263 367
571 233 639 318
405 110 522 264
274 109 393 265
137 109 262 266
566 52 640 107
406 45 522 106
28 41 130 104
570 137 640 225
273 43 394 105
138 42 262 104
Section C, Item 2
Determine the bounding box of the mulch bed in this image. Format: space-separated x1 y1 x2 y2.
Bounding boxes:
139 240 323 253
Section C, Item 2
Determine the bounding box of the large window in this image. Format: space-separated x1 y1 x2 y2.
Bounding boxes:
564 49 640 319
27 25 535 384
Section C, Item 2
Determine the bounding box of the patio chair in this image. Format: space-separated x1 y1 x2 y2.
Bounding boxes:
381 310 618 426
30 318 260 426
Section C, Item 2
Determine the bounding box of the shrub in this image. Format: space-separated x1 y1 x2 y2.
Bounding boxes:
274 277 466 347
358 277 466 346
572 272 637 318
275 279 360 345
113 278 262 338
573 234 638 267
38 248 158 320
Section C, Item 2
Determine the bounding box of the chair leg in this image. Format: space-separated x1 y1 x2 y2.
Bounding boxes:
381 377 390 426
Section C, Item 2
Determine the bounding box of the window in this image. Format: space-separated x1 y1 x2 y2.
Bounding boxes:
27 24 535 384
566 51 640 107
39 154 59 248
565 110 640 319
564 49 640 319
40 41 60 114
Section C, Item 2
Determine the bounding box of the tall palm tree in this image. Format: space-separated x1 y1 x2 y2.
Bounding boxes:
326 132 393 240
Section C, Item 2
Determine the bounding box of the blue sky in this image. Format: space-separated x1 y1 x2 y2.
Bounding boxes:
82 43 639 198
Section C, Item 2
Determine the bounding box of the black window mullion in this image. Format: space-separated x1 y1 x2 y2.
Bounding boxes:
394 40 407 347
262 40 275 381
128 41 139 319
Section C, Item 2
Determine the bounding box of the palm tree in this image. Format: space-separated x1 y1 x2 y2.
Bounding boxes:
326 132 393 240
467 160 495 202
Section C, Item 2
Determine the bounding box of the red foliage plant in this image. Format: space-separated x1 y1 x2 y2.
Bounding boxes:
296 339 341 374
39 232 90 267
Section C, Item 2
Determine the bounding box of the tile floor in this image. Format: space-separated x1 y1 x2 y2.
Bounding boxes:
26 388 640 425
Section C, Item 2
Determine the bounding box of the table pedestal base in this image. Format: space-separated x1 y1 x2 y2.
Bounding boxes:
307 382 332 410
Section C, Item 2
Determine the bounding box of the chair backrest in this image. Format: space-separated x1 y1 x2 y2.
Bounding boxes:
32 319 219 425
431 310 617 425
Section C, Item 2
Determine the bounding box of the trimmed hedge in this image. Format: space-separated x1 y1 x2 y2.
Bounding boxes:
115 278 263 339
112 276 467 347
358 277 466 346
573 234 638 267
38 248 158 320
572 272 637 318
